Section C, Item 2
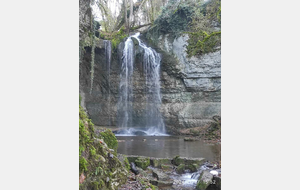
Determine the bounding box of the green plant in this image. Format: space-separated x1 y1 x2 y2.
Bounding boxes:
90 146 96 156
79 157 88 172
186 30 221 57
124 156 130 171
100 129 118 152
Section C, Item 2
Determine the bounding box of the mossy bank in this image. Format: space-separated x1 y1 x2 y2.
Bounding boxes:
79 105 128 190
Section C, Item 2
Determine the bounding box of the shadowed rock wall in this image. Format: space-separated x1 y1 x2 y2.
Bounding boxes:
79 32 220 134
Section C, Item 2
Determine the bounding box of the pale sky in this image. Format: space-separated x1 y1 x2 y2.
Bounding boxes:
92 0 138 21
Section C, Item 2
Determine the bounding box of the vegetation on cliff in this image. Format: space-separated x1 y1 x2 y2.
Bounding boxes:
79 105 128 190
146 0 221 57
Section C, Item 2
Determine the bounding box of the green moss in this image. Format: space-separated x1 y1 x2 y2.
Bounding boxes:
151 158 172 168
196 171 212 190
173 156 184 166
186 30 221 57
100 129 118 152
124 156 130 171
161 164 173 171
101 26 128 51
90 146 96 157
176 164 185 174
186 163 198 172
79 157 88 173
196 181 209 190
135 157 150 170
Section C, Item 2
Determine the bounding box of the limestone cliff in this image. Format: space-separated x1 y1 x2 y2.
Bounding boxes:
79 0 221 134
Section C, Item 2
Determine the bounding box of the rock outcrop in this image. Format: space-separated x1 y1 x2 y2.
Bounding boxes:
79 0 221 134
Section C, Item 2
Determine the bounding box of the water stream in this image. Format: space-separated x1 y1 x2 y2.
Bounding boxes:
104 40 112 125
117 33 166 136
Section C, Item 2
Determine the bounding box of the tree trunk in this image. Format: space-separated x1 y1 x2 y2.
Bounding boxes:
129 0 133 28
124 0 129 34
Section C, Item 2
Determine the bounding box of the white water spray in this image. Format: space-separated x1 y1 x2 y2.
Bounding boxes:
117 33 166 136
104 40 112 125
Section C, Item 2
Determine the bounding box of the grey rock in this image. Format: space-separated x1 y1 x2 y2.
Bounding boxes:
152 168 170 181
196 170 213 190
79 30 221 133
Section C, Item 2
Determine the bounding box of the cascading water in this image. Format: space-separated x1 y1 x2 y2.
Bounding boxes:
117 33 167 136
104 40 112 125
117 37 134 131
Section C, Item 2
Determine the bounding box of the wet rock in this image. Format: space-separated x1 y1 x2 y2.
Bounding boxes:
130 162 139 175
196 170 213 190
133 131 147 136
135 157 150 170
161 164 173 171
152 168 170 181
172 156 205 166
176 164 186 174
151 158 172 168
131 37 139 46
150 179 173 187
186 163 198 172
184 137 200 141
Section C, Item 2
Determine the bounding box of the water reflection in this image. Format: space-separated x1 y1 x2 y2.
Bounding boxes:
117 136 221 161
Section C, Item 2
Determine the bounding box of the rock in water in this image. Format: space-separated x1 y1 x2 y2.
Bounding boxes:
196 170 213 190
133 131 147 136
130 162 139 175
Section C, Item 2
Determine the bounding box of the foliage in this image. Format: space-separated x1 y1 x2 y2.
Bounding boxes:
124 156 131 171
79 157 88 173
100 129 118 152
146 0 221 56
95 0 117 32
100 26 128 51
185 0 221 56
79 105 128 189
93 20 101 38
186 30 221 57
151 0 202 37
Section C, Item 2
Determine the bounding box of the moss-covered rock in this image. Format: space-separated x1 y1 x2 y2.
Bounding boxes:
161 164 173 171
186 163 198 172
196 170 213 190
176 164 185 174
79 105 128 190
151 158 172 168
100 129 118 152
173 156 205 166
135 157 150 170
173 156 185 166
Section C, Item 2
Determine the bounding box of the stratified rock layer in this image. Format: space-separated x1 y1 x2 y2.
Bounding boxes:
80 31 220 133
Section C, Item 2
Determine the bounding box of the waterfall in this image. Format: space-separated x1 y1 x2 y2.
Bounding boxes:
117 37 134 131
117 33 166 136
133 33 166 134
104 40 112 126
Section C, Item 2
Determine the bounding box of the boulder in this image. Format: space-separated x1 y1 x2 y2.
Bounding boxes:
130 162 139 175
196 170 213 190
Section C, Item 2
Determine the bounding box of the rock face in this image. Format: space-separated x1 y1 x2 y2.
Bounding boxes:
147 33 221 133
79 0 221 133
79 31 221 133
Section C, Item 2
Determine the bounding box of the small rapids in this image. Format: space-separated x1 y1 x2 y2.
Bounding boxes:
170 162 219 189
